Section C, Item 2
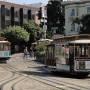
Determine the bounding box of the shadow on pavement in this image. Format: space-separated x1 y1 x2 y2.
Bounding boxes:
20 66 50 77
19 65 90 79
0 60 7 63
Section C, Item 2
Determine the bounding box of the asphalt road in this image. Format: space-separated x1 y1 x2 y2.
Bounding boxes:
0 53 90 90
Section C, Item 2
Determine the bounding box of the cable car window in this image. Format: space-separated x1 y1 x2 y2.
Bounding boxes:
0 44 4 51
4 44 9 51
81 46 84 55
65 46 69 59
55 45 66 64
60 46 65 57
55 45 61 57
75 45 90 58
48 46 53 59
88 46 90 57
69 46 74 60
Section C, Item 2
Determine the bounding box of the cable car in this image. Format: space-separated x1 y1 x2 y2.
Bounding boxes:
0 40 11 59
45 39 90 76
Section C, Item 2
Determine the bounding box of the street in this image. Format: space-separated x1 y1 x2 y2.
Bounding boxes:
0 53 90 90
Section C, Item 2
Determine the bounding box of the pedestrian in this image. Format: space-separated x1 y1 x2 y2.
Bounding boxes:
24 47 28 59
33 47 37 59
29 47 33 57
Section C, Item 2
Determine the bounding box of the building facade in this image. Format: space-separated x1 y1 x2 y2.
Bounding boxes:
0 1 32 29
26 3 42 25
63 0 90 35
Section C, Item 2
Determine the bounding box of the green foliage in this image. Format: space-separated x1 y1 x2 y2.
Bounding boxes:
23 20 43 44
36 42 46 56
73 17 81 24
0 31 4 37
23 20 40 32
2 26 29 44
47 0 65 35
46 31 52 39
80 14 90 34
73 14 90 34
36 40 52 55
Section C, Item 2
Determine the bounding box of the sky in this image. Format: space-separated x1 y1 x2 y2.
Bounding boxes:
4 0 49 4
1 0 70 5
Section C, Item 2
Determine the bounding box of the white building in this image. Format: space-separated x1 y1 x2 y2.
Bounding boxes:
62 0 90 35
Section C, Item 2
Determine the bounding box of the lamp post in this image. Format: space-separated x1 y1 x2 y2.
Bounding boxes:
42 6 47 39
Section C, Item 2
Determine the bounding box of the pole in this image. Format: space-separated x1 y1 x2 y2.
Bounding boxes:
42 6 47 39
44 17 46 39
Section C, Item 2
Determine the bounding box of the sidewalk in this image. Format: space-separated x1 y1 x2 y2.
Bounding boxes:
9 53 35 61
9 53 24 61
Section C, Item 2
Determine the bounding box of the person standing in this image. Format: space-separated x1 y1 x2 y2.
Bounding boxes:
24 47 28 59
33 47 37 59
29 47 32 57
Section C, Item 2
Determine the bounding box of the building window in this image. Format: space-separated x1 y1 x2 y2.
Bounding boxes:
71 23 75 31
5 8 10 16
70 9 75 16
87 7 90 13
5 20 11 27
14 21 19 25
23 14 27 19
1 6 5 16
15 11 19 17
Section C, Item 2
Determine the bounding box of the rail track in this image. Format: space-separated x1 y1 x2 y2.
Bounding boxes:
0 64 67 90
0 60 90 90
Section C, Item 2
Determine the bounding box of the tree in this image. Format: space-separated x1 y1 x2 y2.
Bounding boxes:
23 20 40 32
23 20 43 47
80 14 90 34
3 26 29 43
73 14 90 34
47 0 65 35
2 26 29 53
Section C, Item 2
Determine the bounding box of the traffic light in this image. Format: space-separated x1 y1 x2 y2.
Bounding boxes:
38 7 42 19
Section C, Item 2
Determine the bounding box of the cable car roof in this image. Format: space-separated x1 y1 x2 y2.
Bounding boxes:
0 41 10 43
70 39 90 44
38 39 53 42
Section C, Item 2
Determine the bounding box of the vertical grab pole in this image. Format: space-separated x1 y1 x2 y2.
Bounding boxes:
74 43 75 60
74 43 75 71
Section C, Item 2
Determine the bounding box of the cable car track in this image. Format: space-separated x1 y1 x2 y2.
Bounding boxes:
26 61 90 89
0 64 65 90
37 76 90 90
1 76 25 90
14 60 90 90
1 63 90 90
